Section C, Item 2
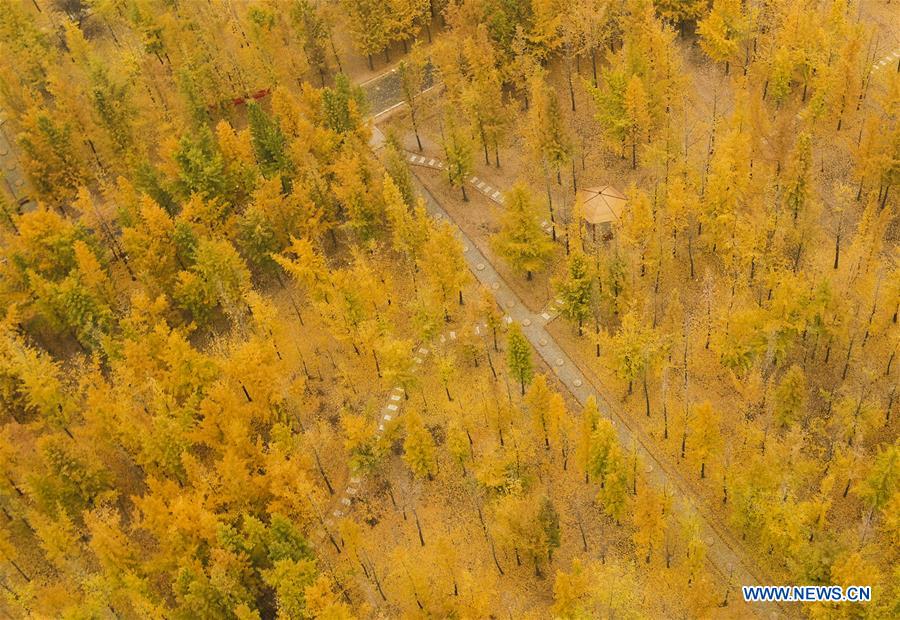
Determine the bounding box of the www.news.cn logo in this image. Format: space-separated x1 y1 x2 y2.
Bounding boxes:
743 585 871 603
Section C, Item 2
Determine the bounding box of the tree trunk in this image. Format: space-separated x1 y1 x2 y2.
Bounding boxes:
643 371 651 418
314 450 335 495
568 61 576 111
413 508 426 546
412 114 423 152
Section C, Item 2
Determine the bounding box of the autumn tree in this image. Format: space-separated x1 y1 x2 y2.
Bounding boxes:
404 409 438 479
526 69 572 185
492 183 554 280
441 114 474 201
507 322 534 395
609 311 663 418
397 49 429 152
690 401 722 479
555 243 593 334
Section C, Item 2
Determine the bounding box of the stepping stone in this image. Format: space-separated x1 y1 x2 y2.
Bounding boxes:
477 181 486 189
384 412 392 419
522 319 531 326
475 326 481 335
573 379 582 387
555 358 564 366
491 282 500 290
476 263 485 271
541 220 548 227
414 357 423 363
409 155 417 162
429 159 436 166
347 487 357 495
470 176 479 183
378 424 384 431
351 476 361 484
387 404 398 411
333 510 343 517
393 386 404 393
417 156 426 163
541 312 551 320
434 212 443 218
504 315 512 324
555 298 564 305
418 347 429 355
390 394 401 402
341 498 351 506
450 331 456 339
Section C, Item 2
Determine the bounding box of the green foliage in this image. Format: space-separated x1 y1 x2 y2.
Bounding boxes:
555 247 593 333
89 65 135 158
441 115 475 197
174 126 234 203
322 73 366 135
18 110 87 205
404 410 437 479
175 238 251 324
247 103 290 180
774 365 807 428
506 322 534 394
492 183 554 278
856 444 898 514
237 205 281 275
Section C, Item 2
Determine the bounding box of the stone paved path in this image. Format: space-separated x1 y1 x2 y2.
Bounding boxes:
872 47 900 72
